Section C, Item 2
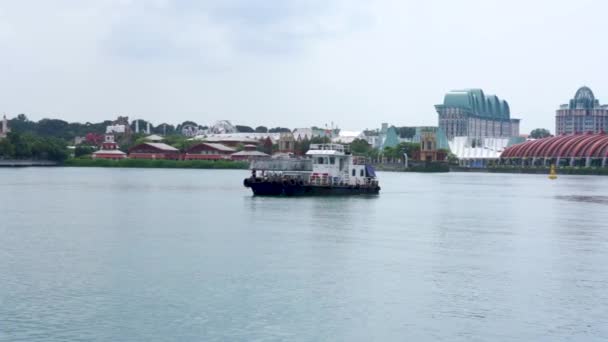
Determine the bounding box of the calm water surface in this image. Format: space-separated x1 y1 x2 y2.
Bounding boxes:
1 168 608 341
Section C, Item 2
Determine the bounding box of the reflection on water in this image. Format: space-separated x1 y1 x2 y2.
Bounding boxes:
1 168 608 341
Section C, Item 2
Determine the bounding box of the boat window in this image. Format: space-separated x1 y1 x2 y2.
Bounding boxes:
360 169 364 177
352 169 356 176
330 157 335 165
317 157 324 164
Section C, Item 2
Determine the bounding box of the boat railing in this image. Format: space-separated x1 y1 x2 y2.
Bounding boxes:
250 159 313 171
309 144 349 154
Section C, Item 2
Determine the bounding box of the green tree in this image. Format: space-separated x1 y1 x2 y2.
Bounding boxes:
36 119 70 139
236 125 254 133
75 145 96 158
310 136 331 144
350 138 372 155
0 138 15 158
255 126 268 133
294 137 310 155
530 128 551 139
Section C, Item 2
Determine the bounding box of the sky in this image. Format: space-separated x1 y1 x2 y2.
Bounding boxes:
0 0 606 133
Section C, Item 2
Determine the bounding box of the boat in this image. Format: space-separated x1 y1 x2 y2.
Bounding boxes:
243 143 380 196
548 164 558 180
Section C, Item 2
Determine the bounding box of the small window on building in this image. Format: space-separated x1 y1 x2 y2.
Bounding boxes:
330 157 335 164
318 157 324 164
352 169 356 176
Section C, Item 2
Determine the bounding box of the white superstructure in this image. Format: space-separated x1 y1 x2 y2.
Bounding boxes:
305 144 371 186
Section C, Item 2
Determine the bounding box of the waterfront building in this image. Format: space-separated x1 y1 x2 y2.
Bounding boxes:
436 89 520 140
331 131 364 144
193 133 279 146
383 126 399 148
292 127 332 140
184 143 235 160
409 127 450 150
500 132 608 167
449 137 517 168
92 134 127 160
556 86 608 135
278 133 295 153
128 142 180 160
231 145 270 161
414 129 447 162
0 115 11 139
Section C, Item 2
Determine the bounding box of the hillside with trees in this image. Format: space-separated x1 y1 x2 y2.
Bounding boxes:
0 132 69 162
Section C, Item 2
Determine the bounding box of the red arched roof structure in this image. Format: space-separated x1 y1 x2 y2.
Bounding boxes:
501 133 608 158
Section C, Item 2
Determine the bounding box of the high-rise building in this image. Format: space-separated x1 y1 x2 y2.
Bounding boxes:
556 86 608 135
435 89 520 140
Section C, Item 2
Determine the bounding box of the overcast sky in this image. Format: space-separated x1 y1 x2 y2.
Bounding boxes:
0 0 606 133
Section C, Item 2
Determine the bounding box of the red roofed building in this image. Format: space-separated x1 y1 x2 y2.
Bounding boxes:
231 144 270 161
500 132 608 167
184 143 236 160
128 142 180 160
92 134 127 160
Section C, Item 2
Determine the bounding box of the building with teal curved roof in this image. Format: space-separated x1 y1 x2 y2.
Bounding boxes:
556 86 608 135
435 88 520 140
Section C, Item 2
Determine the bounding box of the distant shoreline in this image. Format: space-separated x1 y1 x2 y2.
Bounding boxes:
445 166 608 176
0 160 58 167
63 158 249 170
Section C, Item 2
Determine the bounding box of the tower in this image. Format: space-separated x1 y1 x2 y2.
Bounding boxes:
0 115 9 138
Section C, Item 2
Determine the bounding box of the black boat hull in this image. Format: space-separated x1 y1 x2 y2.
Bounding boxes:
244 179 380 196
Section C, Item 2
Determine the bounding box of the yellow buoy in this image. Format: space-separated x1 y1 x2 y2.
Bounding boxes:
548 164 558 180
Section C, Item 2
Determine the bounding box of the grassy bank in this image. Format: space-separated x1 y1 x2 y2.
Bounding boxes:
63 158 249 170
487 166 608 176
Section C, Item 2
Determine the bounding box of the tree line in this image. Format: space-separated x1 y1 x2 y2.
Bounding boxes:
0 132 69 162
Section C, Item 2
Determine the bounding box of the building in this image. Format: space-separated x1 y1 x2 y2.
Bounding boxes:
436 89 520 140
143 134 164 142
184 143 235 160
556 86 608 135
128 142 180 160
383 126 399 148
92 134 127 160
0 115 11 139
409 127 450 150
500 132 608 167
449 137 516 168
331 131 364 144
278 132 295 153
231 145 270 161
414 130 447 162
193 133 278 146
